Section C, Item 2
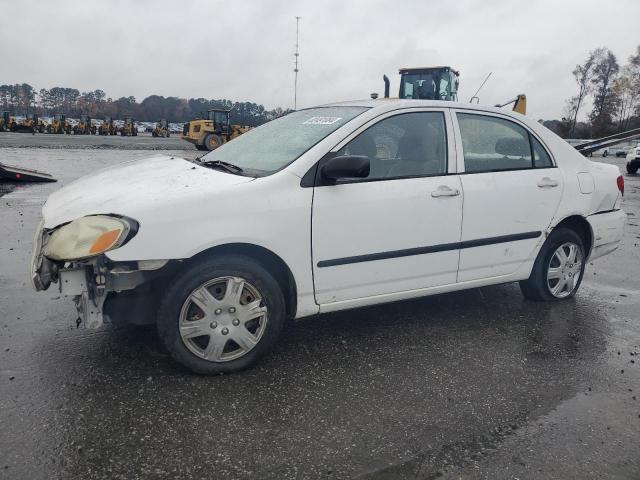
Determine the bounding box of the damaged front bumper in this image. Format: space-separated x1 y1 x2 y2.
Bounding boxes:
31 221 168 329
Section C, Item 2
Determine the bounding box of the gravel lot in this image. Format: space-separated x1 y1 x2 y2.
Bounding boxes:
0 133 639 479
0 131 192 150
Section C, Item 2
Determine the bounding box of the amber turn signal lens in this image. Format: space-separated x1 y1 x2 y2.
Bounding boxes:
89 229 122 254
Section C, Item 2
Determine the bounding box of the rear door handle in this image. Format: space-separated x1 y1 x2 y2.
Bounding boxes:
537 177 559 188
431 185 460 197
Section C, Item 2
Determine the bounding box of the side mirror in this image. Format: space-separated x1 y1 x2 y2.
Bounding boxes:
321 155 370 181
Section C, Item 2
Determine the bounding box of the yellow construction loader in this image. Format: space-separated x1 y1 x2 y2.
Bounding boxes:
379 66 527 114
0 111 17 132
181 109 247 151
73 115 96 135
47 114 71 134
120 117 137 136
14 113 45 133
98 116 116 135
152 119 170 138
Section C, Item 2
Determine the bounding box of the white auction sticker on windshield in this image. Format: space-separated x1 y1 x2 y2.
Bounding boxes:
303 116 342 125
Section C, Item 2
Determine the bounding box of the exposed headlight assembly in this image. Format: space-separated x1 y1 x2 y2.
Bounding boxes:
44 215 137 261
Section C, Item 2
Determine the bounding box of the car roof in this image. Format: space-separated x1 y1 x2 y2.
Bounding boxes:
320 98 523 118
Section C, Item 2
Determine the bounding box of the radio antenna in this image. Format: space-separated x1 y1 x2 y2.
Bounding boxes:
469 72 492 103
294 16 301 110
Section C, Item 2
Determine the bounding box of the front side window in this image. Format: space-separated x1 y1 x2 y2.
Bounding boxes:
335 111 447 180
457 113 553 172
202 106 369 176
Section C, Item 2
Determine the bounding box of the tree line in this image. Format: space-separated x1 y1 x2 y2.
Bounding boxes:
543 45 640 138
0 84 292 127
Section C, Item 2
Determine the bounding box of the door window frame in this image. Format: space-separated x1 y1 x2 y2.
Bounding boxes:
451 109 557 174
301 107 457 187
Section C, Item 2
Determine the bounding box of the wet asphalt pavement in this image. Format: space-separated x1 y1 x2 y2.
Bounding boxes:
0 134 639 479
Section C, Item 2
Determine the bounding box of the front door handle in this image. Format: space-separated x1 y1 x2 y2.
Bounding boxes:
431 185 460 197
537 177 559 188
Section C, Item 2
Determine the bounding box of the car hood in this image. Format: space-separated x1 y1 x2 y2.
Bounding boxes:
42 155 254 228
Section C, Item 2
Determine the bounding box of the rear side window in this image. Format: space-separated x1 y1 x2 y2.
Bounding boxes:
457 113 553 172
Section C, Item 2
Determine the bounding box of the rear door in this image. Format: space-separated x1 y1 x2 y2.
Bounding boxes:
311 109 463 305
452 110 563 282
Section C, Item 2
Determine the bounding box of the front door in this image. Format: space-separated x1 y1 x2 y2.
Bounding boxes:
311 110 463 305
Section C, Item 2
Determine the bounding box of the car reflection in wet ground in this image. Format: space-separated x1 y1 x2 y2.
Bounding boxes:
1 141 639 479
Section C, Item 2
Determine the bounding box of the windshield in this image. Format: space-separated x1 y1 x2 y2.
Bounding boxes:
201 106 369 175
210 111 228 124
400 72 455 100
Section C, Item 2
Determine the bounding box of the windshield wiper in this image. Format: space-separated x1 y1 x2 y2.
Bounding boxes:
198 159 244 175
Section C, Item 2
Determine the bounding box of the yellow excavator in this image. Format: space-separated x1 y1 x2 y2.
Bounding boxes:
182 109 247 151
495 95 527 115
120 117 137 136
47 114 71 134
98 117 116 135
379 66 526 114
152 119 170 137
73 115 96 135
0 111 17 132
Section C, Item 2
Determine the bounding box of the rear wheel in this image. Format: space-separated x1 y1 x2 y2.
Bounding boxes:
157 255 286 374
519 227 586 301
627 163 638 174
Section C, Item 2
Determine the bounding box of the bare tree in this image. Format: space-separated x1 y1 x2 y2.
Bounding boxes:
613 67 640 131
589 48 620 136
569 51 597 136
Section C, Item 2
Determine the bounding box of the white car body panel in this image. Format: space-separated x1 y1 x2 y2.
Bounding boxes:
456 168 563 281
36 99 625 322
312 175 464 304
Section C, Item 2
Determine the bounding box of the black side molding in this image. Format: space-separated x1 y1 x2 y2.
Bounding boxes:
317 231 542 268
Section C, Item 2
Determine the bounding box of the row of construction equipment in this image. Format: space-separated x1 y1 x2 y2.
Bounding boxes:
0 112 171 137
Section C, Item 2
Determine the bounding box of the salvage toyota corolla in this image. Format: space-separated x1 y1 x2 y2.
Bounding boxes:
31 100 626 374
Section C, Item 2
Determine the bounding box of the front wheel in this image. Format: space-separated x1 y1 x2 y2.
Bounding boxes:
204 133 222 151
519 227 586 301
627 163 638 175
157 255 286 374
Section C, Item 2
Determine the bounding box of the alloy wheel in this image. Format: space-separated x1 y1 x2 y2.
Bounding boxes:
546 242 583 298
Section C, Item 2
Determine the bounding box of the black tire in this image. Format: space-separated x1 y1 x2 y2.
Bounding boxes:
603 150 608 157
204 133 222 151
519 227 586 301
157 254 286 374
627 164 638 175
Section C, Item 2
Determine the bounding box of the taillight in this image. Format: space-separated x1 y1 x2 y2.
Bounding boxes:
617 175 624 196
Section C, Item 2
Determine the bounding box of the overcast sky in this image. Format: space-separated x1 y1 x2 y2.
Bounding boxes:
1 0 638 120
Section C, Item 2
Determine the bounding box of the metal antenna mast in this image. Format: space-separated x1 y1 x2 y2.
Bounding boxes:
294 16 301 110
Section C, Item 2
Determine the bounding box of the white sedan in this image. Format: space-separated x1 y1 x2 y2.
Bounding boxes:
31 100 626 374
